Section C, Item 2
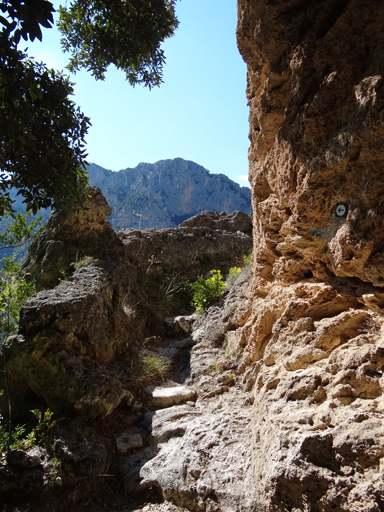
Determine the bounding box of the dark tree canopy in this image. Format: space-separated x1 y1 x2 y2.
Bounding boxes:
59 0 179 88
0 0 178 215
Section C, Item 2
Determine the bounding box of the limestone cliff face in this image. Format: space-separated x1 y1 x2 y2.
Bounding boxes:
88 158 252 230
238 0 384 288
236 1 384 510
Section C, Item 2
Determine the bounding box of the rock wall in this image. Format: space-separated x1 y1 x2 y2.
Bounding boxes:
236 0 384 510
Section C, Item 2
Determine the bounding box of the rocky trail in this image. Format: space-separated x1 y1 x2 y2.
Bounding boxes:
91 291 257 512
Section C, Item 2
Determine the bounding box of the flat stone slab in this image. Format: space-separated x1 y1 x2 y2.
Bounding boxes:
145 405 201 444
116 433 143 454
145 385 196 410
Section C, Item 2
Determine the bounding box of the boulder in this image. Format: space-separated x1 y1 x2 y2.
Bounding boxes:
5 266 133 418
116 433 143 454
23 186 123 291
6 449 41 468
179 210 252 233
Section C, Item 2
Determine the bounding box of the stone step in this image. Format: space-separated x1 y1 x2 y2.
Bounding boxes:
144 385 196 410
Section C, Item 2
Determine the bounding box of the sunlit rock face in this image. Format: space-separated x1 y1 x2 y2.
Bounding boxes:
236 1 384 510
89 158 252 230
238 0 384 289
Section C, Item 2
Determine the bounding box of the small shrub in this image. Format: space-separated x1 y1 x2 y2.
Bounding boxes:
0 405 56 454
58 268 69 282
0 256 36 338
135 270 193 336
243 253 252 266
191 270 225 312
71 256 99 269
225 266 242 289
133 356 170 384
209 363 222 373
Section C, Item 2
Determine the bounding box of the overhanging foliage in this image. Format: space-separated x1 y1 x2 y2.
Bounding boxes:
58 0 179 87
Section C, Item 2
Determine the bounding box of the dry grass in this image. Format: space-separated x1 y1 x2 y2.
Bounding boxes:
131 356 170 386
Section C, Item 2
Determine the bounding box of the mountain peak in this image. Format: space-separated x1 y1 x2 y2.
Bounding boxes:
88 158 251 230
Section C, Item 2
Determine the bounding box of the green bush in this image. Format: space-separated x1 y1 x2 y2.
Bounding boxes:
0 405 56 454
243 253 252 266
191 270 226 312
225 266 242 289
0 255 36 338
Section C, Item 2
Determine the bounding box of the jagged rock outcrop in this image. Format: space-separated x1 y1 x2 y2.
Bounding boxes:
233 0 384 510
22 187 124 290
3 189 252 422
88 158 252 230
179 210 252 233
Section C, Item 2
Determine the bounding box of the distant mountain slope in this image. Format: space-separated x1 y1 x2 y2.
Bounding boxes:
88 158 251 230
0 190 51 262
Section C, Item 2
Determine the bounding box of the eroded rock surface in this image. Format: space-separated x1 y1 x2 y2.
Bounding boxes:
179 210 252 234
132 272 258 512
234 0 384 510
237 0 384 288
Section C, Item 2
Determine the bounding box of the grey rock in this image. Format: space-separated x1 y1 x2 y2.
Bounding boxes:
6 449 41 468
140 396 258 511
144 405 201 444
145 385 197 410
116 433 143 454
23 186 120 291
6 266 132 419
173 314 197 334
0 465 44 496
88 158 251 230
179 210 252 233
135 273 258 511
50 419 107 477
202 385 229 399
117 225 252 283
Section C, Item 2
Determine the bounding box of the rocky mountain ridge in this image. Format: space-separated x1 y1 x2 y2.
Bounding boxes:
88 158 252 230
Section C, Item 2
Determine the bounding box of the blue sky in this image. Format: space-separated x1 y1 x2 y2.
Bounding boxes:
28 0 250 186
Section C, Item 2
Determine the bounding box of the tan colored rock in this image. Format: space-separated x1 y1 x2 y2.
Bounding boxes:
238 0 384 291
236 0 384 510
